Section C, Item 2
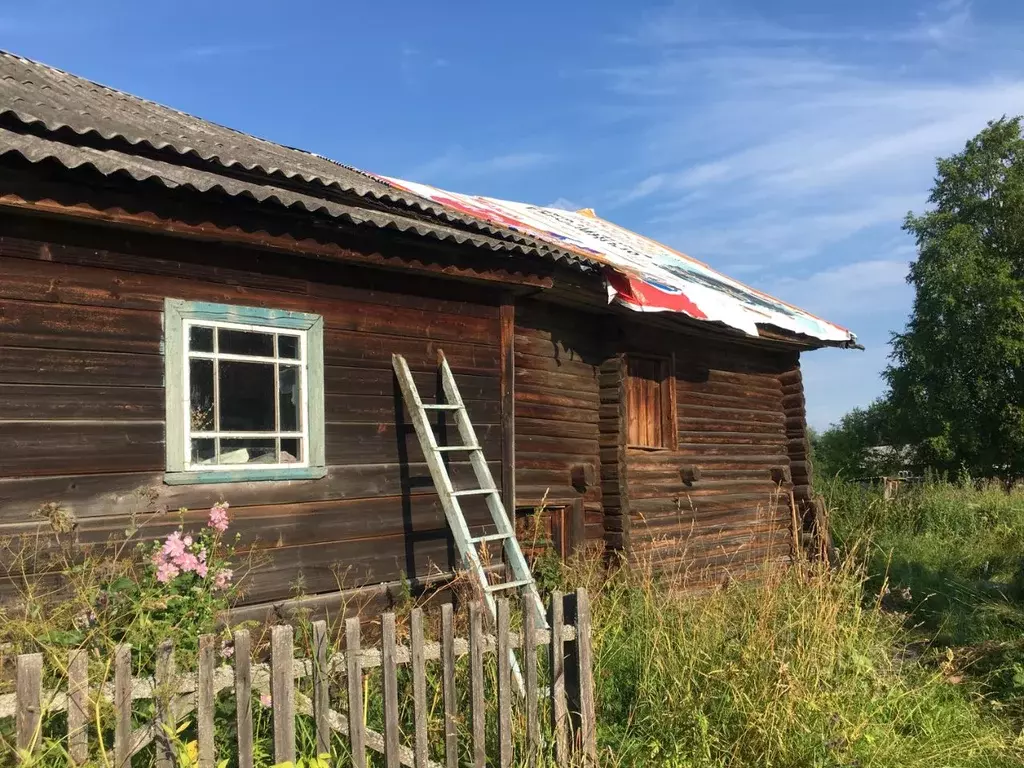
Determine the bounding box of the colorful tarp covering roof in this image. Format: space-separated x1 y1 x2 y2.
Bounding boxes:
376 175 855 346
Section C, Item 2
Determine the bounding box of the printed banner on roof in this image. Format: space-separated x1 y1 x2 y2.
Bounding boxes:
376 175 854 344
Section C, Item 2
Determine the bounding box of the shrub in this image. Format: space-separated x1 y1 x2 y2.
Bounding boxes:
0 502 242 668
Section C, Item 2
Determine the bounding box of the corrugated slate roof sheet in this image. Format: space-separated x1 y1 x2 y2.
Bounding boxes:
0 50 590 268
0 49 856 346
0 125 553 256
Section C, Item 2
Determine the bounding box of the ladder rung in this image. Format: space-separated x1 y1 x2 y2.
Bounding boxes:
422 404 463 410
486 579 533 593
470 533 512 544
451 488 498 497
435 445 480 452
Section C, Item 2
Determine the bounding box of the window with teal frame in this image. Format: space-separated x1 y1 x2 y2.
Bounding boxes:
163 299 326 484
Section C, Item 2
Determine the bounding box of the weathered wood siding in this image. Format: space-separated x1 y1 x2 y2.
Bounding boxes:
780 361 816 542
612 325 798 585
0 215 505 607
513 301 604 548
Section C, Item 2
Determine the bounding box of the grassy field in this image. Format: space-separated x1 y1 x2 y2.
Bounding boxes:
5 483 1024 766
572 543 1023 766
824 477 1024 730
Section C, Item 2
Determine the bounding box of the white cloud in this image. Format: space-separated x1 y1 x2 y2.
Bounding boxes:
901 0 973 46
768 259 912 320
769 258 914 428
402 148 556 186
647 195 922 266
802 345 894 430
176 42 280 60
616 173 667 205
627 0 975 49
579 1 1015 422
547 196 583 211
592 2 1024 287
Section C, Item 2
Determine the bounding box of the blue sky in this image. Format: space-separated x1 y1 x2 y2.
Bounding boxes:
5 0 1024 429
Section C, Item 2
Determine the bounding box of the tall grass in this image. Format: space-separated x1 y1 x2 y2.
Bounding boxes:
824 476 1024 728
568 554 1022 767
827 477 1024 637
4 489 1024 765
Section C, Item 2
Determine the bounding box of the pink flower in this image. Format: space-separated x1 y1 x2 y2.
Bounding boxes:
260 693 272 708
213 569 233 590
174 551 201 573
183 534 193 547
208 503 230 534
156 561 180 583
196 561 209 579
220 644 234 659
162 531 187 560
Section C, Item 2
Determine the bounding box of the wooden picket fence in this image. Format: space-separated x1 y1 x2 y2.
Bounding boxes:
3 589 596 767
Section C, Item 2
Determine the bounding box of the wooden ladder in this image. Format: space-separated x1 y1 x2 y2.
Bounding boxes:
392 350 548 693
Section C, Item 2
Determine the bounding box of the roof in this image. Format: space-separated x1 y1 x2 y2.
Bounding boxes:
0 49 856 347
0 50 586 268
375 177 855 344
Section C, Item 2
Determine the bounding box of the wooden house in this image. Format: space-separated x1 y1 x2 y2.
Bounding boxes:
0 52 857 618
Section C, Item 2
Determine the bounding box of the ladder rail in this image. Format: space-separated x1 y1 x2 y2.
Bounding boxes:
439 354 549 630
393 351 550 696
391 355 493 598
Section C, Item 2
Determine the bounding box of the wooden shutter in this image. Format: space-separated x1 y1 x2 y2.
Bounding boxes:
626 355 676 449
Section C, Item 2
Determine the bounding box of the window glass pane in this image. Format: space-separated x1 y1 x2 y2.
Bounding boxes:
218 361 276 431
218 328 274 357
191 438 216 465
189 325 214 352
220 438 277 465
280 438 302 464
279 366 301 432
189 359 215 431
278 334 300 359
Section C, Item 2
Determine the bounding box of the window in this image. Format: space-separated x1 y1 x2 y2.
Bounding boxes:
164 299 326 484
626 354 677 449
516 505 570 561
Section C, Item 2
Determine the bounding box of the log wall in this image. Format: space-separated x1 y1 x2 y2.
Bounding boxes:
780 361 818 549
513 301 604 549
0 214 507 609
0 212 819 604
613 324 800 586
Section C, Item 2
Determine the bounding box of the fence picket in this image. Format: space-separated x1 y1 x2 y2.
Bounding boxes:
312 619 331 759
271 625 296 765
497 598 513 768
114 645 132 768
469 602 486 768
15 652 42 761
382 612 401 768
67 650 88 766
441 603 458 768
410 608 429 768
234 630 254 768
576 588 598 765
197 634 216 768
0 591 595 768
523 594 540 766
347 617 367 768
549 590 568 765
155 640 176 768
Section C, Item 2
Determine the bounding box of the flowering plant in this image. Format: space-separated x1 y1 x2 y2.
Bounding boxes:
80 501 243 663
148 502 235 590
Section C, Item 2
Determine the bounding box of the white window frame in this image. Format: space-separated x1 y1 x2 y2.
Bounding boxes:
163 299 326 485
183 318 310 472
